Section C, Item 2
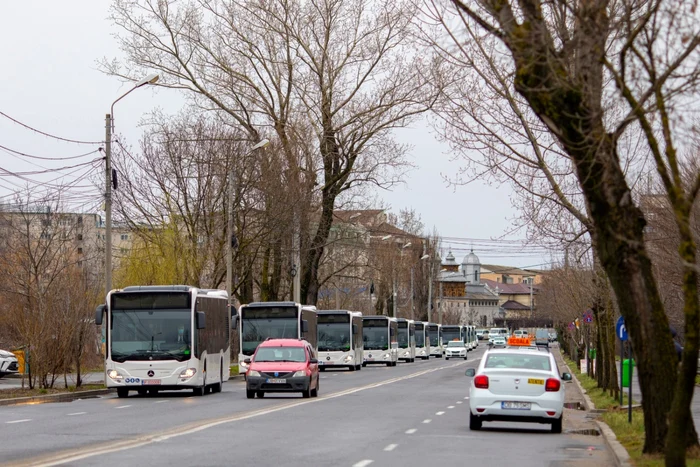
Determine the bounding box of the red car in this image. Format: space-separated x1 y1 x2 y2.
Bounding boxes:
244 338 320 399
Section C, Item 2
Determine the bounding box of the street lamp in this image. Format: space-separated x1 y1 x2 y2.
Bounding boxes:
227 138 270 311
104 73 160 296
393 242 411 318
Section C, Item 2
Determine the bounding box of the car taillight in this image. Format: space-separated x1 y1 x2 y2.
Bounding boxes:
474 375 489 389
545 378 561 392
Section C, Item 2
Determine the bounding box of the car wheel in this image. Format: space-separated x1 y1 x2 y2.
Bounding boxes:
469 412 482 431
446 357 450 360
311 380 319 398
464 356 468 360
551 416 563 434
302 388 311 398
256 391 265 398
246 389 255 399
117 388 129 398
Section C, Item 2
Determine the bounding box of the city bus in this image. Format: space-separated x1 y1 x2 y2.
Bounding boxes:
397 318 416 363
441 325 464 352
238 301 318 375
362 316 398 367
426 323 443 358
414 321 429 359
94 285 232 398
468 325 478 349
317 310 363 371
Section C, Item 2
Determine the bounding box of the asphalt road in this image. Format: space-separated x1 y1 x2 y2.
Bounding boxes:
1 345 611 467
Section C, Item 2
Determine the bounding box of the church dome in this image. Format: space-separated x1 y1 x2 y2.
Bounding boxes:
462 249 480 265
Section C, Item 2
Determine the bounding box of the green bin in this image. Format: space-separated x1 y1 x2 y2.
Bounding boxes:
589 348 596 360
622 359 635 387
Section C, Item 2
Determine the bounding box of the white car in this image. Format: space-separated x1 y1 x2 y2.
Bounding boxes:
0 350 19 378
465 347 572 433
489 336 507 347
445 341 468 360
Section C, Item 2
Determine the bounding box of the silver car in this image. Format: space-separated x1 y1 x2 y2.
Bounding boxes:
0 350 19 378
445 341 468 360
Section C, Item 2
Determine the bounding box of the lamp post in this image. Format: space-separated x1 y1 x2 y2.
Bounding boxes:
227 139 270 312
104 73 159 296
415 254 429 321
393 242 411 318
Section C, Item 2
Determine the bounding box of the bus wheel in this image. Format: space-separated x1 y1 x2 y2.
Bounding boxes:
148 388 159 396
392 361 398 367
319 367 326 372
193 386 205 396
356 364 362 371
362 363 367 368
117 388 129 398
137 388 148 397
348 365 355 372
386 362 392 367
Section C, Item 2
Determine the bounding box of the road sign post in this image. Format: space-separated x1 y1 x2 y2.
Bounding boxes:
616 316 629 408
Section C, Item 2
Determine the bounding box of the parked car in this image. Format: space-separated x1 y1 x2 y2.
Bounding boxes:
514 329 529 338
0 350 19 378
244 338 320 399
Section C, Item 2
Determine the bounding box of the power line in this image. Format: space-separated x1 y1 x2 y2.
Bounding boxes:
0 158 102 177
0 144 102 162
0 111 102 145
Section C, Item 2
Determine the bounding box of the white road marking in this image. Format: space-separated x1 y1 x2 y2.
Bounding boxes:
423 419 432 424
436 411 445 415
6 419 31 424
67 412 86 416
23 361 465 466
114 405 131 409
405 428 417 434
448 406 455 409
464 396 470 399
384 444 398 452
456 401 463 404
154 400 168 404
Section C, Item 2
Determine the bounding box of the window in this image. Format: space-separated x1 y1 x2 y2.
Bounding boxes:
77 216 83 224
77 247 83 254
77 234 83 241
120 234 128 241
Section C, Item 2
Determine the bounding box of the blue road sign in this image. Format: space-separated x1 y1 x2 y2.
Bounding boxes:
616 316 628 342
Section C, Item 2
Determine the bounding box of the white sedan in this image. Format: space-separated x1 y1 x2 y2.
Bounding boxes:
445 341 468 360
465 347 572 433
0 349 19 378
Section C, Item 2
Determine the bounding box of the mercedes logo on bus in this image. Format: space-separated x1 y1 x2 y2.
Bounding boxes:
147 370 155 377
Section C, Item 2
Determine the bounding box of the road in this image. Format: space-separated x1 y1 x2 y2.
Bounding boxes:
1 346 612 467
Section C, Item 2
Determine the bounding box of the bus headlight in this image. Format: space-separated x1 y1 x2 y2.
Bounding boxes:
344 355 354 363
383 354 390 360
293 370 307 377
107 369 123 381
179 368 197 379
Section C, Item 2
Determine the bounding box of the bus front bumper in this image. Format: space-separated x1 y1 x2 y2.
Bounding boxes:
105 364 204 389
363 351 393 364
318 351 356 368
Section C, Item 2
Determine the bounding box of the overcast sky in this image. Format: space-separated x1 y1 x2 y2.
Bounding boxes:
0 2 556 269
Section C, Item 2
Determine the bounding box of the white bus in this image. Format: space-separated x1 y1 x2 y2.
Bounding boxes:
362 316 398 367
414 321 429 359
95 285 232 398
317 310 363 371
426 323 443 357
441 325 463 351
397 318 416 362
237 301 318 374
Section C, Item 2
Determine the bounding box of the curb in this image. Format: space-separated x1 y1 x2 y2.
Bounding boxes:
0 389 114 407
561 354 633 467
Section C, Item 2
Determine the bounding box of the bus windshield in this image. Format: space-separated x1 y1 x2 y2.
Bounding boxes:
415 330 425 347
442 328 461 343
111 309 191 362
318 323 351 351
363 320 389 350
427 328 439 346
241 308 298 355
397 327 409 348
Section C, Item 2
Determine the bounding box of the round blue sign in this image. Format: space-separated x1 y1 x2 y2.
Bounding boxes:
616 316 628 342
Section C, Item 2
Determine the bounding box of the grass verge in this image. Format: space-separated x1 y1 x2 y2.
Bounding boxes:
0 384 106 400
230 364 239 376
564 353 700 466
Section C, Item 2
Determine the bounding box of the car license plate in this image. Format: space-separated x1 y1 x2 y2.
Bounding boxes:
266 378 286 384
142 379 161 385
502 401 531 410
528 378 544 385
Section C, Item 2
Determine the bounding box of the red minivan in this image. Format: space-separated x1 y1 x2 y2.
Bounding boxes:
244 338 320 399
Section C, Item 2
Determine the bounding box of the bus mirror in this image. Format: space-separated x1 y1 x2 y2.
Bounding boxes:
352 324 358 335
231 315 238 329
196 311 206 329
302 320 309 333
244 358 251 364
94 304 105 326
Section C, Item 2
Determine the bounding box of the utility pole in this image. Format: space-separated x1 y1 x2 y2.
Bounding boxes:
427 259 433 323
529 277 533 319
410 266 415 321
226 163 235 312
293 215 301 304
439 280 443 325
392 268 397 318
104 114 112 297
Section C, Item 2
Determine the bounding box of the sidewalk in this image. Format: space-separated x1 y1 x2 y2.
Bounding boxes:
0 372 104 389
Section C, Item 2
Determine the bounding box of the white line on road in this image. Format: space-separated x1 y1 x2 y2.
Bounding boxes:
67 412 86 416
456 401 463 404
23 361 465 467
384 444 398 452
154 400 169 404
423 419 431 424
6 419 31 424
405 428 417 434
353 460 374 467
447 406 455 409
464 396 469 399
436 411 445 415
114 405 131 409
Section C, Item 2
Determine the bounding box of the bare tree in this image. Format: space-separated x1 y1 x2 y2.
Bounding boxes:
422 0 700 456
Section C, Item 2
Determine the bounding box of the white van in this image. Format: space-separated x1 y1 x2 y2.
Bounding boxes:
488 328 509 342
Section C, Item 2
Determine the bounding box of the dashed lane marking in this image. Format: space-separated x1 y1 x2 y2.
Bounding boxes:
448 406 455 409
67 413 86 416
423 419 431 424
383 444 398 452
353 460 374 467
436 411 445 415
6 419 31 424
114 405 131 409
405 429 417 434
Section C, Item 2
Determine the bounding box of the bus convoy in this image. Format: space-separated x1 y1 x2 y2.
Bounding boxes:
96 290 480 398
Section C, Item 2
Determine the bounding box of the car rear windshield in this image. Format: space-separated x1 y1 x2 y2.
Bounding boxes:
255 347 306 362
485 353 551 371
